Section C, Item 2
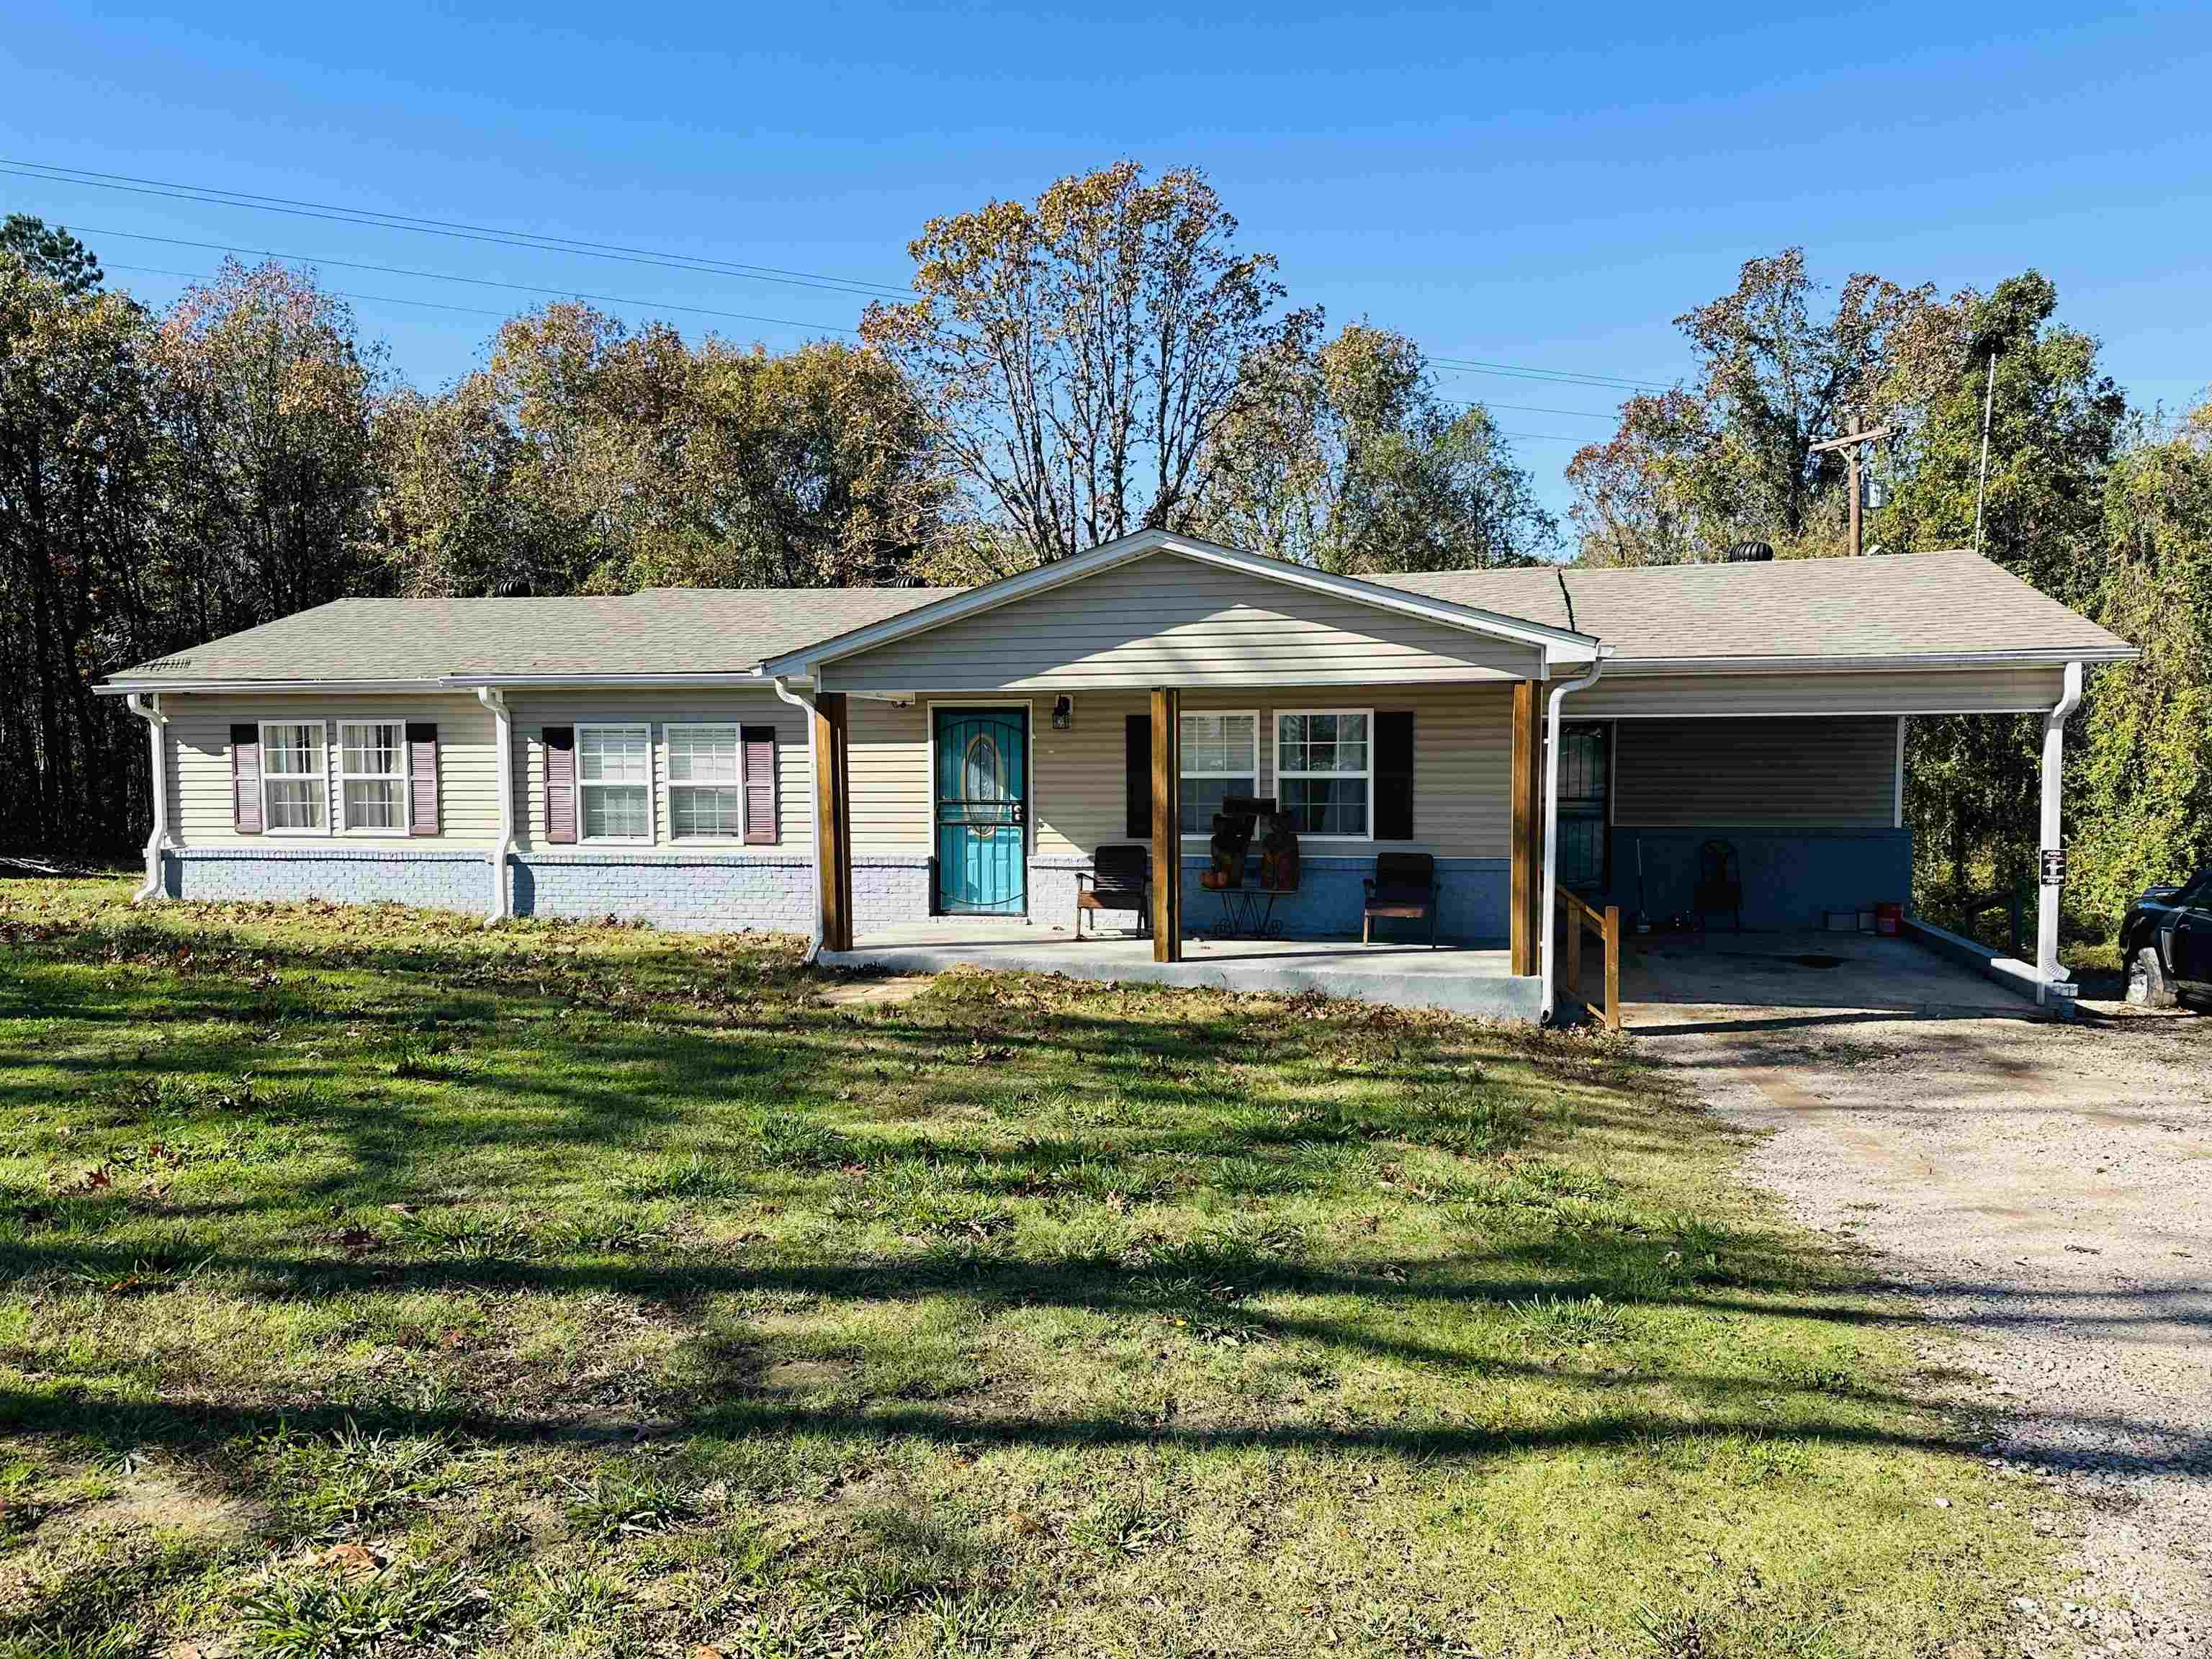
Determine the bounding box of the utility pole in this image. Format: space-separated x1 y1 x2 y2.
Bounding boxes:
1810 425 1896 557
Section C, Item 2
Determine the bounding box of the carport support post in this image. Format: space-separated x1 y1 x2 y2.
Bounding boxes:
1510 682 1540 974
1150 688 1182 962
813 691 853 953
2036 661 2084 1006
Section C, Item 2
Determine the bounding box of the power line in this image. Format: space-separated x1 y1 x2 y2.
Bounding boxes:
5 159 1683 396
75 226 860 338
109 263 1596 445
107 262 513 320
0 159 917 302
1431 357 1671 394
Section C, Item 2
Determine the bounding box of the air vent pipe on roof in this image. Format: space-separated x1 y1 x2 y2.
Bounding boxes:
1724 541 1775 562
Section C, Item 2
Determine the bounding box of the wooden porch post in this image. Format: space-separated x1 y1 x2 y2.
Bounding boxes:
813 691 853 953
1509 680 1540 974
1150 688 1181 962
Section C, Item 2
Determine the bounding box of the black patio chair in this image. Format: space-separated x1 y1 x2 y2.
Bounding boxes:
1694 838 1742 934
1076 843 1152 936
1363 851 1440 947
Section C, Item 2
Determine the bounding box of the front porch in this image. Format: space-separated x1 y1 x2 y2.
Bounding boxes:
817 917 1537 1020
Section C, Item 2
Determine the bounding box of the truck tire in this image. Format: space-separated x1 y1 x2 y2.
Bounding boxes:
2126 945 2177 1008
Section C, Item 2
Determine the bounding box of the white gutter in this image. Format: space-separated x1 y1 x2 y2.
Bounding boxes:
1537 650 1609 1025
125 693 169 904
475 686 513 921
2035 660 2085 1004
771 676 824 963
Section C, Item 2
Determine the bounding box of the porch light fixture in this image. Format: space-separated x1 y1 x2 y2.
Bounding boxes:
1051 695 1074 731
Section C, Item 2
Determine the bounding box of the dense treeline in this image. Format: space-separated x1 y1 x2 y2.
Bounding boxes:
4 174 2206 943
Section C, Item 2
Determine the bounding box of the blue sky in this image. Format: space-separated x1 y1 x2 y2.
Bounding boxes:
6 1 2209 525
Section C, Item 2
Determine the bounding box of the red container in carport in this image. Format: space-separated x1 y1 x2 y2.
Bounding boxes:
1874 902 1902 937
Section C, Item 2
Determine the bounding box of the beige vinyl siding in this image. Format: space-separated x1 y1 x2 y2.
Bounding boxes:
1574 665 2066 719
1613 716 1897 829
823 553 1542 692
845 685 1515 862
507 688 806 850
849 699 931 855
166 692 498 848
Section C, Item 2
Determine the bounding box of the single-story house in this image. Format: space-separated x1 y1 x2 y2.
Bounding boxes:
97 529 2134 1022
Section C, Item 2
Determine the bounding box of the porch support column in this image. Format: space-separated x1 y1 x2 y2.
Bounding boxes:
813 691 854 953
2036 661 2084 1006
1509 680 1540 974
1150 688 1182 962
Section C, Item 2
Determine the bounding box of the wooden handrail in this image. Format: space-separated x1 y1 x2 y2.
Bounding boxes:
1553 889 1623 1031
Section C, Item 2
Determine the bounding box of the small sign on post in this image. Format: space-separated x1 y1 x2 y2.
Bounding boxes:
2038 847 2067 887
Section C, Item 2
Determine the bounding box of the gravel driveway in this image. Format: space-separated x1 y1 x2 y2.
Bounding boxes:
1644 994 2211 1658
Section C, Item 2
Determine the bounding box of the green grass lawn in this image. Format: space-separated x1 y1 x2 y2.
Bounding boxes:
0 878 2055 1658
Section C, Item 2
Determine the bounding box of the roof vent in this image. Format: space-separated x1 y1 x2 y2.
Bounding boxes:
1724 541 1775 563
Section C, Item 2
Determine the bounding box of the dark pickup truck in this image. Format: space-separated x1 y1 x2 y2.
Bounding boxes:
2121 868 2212 1007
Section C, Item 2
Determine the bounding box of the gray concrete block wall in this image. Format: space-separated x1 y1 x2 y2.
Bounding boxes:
168 847 488 912
511 853 815 931
161 848 936 935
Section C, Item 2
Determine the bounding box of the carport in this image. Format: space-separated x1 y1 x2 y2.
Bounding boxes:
1617 927 2041 1031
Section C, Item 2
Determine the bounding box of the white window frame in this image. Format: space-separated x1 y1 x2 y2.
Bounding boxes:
1274 707 1375 842
665 721 747 843
1178 707 1261 840
575 721 656 845
257 719 332 837
336 718 411 837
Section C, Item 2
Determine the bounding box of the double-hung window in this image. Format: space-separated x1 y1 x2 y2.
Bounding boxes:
666 723 744 840
1275 709 1372 838
260 721 328 832
577 724 653 842
338 721 408 832
1179 710 1258 835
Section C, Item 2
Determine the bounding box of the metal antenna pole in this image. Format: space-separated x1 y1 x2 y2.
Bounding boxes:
1973 352 1997 554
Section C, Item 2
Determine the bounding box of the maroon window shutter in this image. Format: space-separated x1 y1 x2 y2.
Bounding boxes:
230 724 263 834
407 721 440 836
740 724 778 845
543 726 577 844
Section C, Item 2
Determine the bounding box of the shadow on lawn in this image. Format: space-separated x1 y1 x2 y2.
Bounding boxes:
23 902 2203 1497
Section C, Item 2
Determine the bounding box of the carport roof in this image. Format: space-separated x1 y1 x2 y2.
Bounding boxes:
1372 551 2136 670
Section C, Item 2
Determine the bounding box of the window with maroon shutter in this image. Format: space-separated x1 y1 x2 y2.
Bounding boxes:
1375 711 1415 840
230 724 262 833
741 725 778 844
407 722 440 835
543 726 577 844
1124 714 1151 839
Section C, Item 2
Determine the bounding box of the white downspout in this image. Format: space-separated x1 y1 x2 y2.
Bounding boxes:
476 686 513 922
2035 660 2084 1006
125 693 169 904
772 675 824 964
1538 650 1608 1025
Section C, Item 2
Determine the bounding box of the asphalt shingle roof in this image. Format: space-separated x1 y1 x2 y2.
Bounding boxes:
1372 551 2132 665
105 551 2131 686
112 587 961 684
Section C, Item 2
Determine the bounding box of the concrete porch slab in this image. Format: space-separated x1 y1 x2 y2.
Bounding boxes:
817 918 1539 1020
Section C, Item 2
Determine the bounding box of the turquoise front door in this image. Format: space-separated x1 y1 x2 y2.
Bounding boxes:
933 707 1028 914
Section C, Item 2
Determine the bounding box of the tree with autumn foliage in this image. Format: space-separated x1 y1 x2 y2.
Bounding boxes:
1567 249 1929 564
1200 321 1556 572
861 161 1316 572
376 305 950 596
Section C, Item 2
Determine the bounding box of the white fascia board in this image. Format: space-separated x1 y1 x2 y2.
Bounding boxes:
1599 647 2136 676
97 671 778 696
760 527 1601 678
96 678 451 696
448 673 773 687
